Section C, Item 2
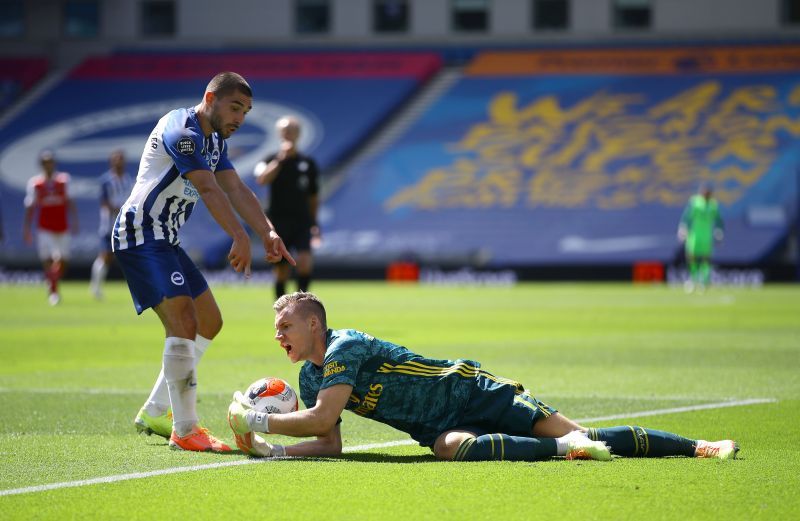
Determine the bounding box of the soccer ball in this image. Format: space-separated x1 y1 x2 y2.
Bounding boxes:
244 377 299 414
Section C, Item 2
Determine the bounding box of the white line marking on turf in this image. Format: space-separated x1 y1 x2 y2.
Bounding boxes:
0 439 415 498
0 397 777 498
575 398 777 423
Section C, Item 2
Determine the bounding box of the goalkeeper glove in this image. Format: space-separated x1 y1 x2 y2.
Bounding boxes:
228 391 254 435
233 431 287 458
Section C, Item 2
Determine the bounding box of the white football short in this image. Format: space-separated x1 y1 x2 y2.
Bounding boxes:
37 230 70 262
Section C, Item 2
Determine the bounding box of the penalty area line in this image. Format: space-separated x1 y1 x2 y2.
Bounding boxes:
0 397 776 498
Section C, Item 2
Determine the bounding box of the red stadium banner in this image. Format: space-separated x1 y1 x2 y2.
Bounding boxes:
467 46 800 75
70 53 442 80
0 57 49 88
386 261 420 282
632 261 665 284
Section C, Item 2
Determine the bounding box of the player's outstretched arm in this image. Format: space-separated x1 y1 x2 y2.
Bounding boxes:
231 383 351 439
185 169 252 274
216 169 296 266
235 423 342 458
229 386 346 458
284 423 343 457
267 383 351 438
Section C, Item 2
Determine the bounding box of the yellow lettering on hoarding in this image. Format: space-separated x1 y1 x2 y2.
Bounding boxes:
384 80 800 211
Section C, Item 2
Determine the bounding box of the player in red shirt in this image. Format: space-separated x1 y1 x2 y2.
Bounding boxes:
23 151 79 305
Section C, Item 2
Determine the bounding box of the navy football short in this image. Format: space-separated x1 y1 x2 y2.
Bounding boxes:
115 240 209 314
447 373 557 440
270 216 312 255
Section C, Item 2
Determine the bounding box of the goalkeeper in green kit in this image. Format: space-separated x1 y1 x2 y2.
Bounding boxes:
228 292 738 462
678 183 724 293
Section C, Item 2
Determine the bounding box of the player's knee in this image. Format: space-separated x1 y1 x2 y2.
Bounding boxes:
199 309 223 339
531 412 585 437
433 431 476 461
161 301 198 338
211 314 223 337
198 318 222 340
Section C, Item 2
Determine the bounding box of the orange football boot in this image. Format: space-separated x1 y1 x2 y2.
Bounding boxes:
169 426 232 452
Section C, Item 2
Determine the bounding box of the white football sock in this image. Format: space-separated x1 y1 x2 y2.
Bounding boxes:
555 435 569 456
555 430 588 456
143 369 171 417
144 334 212 417
194 334 211 360
90 258 108 289
163 337 197 436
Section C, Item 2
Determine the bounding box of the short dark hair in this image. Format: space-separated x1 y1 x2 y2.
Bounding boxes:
206 71 252 99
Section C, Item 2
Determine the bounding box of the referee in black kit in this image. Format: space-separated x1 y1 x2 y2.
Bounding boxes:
254 116 320 299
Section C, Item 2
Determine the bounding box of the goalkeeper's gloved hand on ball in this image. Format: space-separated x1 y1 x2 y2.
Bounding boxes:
233 431 287 458
228 391 254 435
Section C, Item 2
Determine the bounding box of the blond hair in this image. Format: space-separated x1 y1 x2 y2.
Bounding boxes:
274 291 327 330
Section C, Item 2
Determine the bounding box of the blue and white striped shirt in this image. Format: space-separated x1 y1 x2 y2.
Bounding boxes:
112 107 234 250
98 170 134 235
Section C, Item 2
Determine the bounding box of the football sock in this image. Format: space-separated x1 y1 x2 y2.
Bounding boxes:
699 261 711 286
275 281 286 299
453 434 557 461
46 262 62 294
162 337 198 436
143 371 170 416
587 426 696 457
90 258 107 289
144 334 211 416
298 275 311 293
46 269 57 294
688 260 699 283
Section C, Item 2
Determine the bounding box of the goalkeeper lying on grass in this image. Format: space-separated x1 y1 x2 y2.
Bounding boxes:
228 292 738 462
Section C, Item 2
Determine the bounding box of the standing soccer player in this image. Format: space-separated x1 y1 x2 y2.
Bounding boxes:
114 72 294 452
23 151 79 305
254 116 320 299
228 292 738 462
678 183 724 293
90 150 134 299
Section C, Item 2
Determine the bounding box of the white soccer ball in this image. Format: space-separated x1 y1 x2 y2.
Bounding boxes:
244 377 299 414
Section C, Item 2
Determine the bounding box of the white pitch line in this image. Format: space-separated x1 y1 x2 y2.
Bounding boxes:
575 397 777 423
0 398 777 498
0 439 415 498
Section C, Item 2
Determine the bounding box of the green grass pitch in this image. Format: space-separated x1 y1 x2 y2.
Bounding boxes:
0 280 798 520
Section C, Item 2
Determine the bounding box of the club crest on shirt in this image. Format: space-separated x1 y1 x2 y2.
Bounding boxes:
209 148 220 168
177 137 195 155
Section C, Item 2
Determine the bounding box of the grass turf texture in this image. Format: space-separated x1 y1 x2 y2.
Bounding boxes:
0 281 798 520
